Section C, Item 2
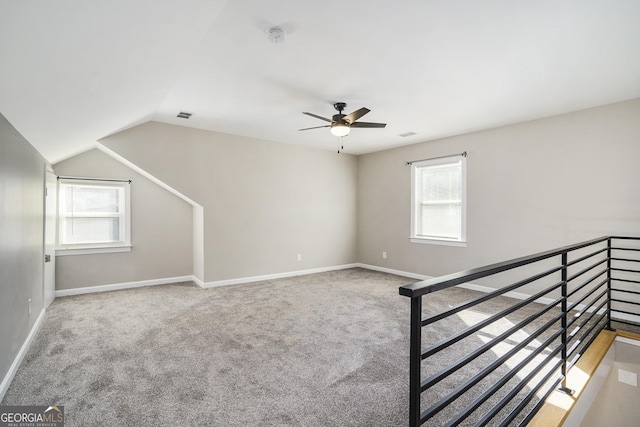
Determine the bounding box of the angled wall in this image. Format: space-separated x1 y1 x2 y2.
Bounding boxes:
100 123 358 283
53 149 193 290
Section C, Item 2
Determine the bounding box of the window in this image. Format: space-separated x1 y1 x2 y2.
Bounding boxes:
57 178 131 254
410 154 466 246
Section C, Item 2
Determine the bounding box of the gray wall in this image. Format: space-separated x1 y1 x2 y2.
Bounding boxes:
358 98 640 279
100 122 358 282
0 113 46 392
53 149 193 290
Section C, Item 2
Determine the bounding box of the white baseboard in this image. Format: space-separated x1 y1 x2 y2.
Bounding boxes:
55 265 367 294
355 263 431 281
455 282 558 306
0 309 46 402
358 264 592 310
53 265 640 325
49 264 432 294
356 264 552 301
54 265 365 295
55 275 195 297
191 276 205 287
200 264 360 288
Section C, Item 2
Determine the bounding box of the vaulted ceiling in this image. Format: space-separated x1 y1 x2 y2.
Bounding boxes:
2 0 639 163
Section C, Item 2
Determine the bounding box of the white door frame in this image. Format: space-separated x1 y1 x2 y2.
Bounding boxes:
44 169 56 308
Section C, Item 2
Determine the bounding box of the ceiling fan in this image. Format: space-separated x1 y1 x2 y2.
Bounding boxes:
299 102 386 138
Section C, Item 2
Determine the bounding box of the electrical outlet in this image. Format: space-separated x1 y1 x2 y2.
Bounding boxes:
382 251 387 259
297 254 302 261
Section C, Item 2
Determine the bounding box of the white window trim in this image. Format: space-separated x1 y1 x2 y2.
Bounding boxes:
56 246 132 256
56 178 132 256
410 155 467 246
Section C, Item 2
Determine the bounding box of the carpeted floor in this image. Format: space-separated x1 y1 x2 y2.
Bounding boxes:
2 268 603 426
2 268 417 426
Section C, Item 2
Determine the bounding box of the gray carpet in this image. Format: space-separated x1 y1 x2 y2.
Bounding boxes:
1 268 590 426
2 268 416 426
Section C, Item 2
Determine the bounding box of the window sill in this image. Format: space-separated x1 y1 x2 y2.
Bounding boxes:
410 237 467 247
56 246 132 256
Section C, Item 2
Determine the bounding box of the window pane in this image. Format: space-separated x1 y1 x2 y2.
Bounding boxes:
421 163 461 202
62 217 121 244
412 157 465 242
419 204 462 239
64 186 120 213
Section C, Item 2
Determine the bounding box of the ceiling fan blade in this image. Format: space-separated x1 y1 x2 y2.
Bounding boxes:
343 107 370 124
350 121 386 128
299 125 331 131
303 112 333 123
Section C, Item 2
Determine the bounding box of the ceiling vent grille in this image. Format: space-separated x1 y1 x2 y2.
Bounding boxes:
399 131 416 137
177 112 192 119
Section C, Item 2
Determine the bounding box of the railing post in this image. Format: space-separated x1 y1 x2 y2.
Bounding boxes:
606 237 613 330
558 252 574 395
409 296 422 427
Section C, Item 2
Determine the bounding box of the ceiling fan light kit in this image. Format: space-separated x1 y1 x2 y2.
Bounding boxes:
330 122 350 137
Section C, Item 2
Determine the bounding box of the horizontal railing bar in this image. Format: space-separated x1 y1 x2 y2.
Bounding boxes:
567 310 607 363
567 308 605 340
422 276 562 328
611 307 640 317
611 278 640 286
566 272 607 302
568 300 607 354
611 298 640 307
567 276 608 309
610 247 640 253
567 286 608 329
421 290 561 360
420 305 563 391
567 318 608 373
485 357 565 427
611 267 640 274
566 259 607 285
566 246 608 268
518 375 565 427
400 236 610 298
442 336 563 427
611 257 640 263
403 235 640 426
422 273 562 327
421 331 562 422
570 297 607 340
611 317 640 328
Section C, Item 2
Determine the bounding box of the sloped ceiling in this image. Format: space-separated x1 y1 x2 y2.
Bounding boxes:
1 0 639 163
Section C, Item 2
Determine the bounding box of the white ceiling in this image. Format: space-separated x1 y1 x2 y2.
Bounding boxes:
2 0 640 164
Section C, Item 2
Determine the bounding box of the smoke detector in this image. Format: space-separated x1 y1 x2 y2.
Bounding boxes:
266 26 286 44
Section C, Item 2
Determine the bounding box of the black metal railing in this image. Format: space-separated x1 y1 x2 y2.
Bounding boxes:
399 236 640 426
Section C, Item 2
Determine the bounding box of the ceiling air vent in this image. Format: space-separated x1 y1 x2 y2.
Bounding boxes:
177 112 192 119
399 131 416 137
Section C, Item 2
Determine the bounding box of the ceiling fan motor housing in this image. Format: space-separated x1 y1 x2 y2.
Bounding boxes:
332 114 347 123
